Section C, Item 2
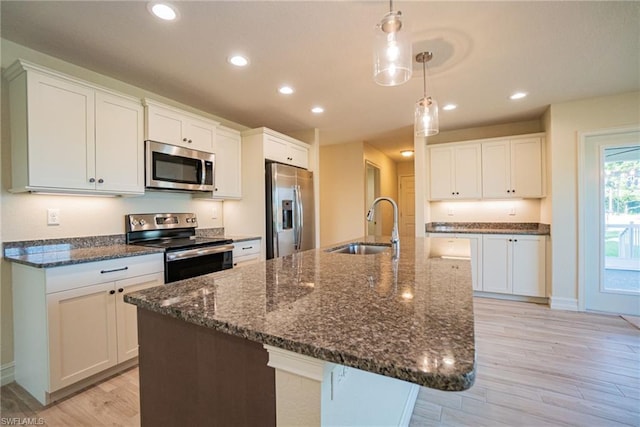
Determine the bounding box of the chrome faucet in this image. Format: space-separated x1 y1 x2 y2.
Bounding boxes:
366 196 400 257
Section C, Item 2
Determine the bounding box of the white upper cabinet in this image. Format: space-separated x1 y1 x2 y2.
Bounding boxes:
429 144 482 200
5 60 144 196
482 137 544 198
95 91 145 194
263 131 309 169
144 99 219 152
212 126 242 199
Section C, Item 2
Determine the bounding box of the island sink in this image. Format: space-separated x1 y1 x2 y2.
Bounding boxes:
328 242 391 255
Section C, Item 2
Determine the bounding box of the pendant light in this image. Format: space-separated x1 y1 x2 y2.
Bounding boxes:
373 0 412 86
414 51 439 137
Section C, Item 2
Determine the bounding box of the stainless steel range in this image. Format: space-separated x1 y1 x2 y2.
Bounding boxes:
126 213 233 283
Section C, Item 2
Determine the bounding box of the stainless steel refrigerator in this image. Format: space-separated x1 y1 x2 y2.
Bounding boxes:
265 161 315 259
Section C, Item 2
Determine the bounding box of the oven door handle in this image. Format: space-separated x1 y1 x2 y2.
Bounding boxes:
166 244 234 262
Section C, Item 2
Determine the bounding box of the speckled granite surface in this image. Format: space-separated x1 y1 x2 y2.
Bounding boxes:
226 235 262 243
3 242 164 268
125 236 476 391
426 222 550 235
2 228 253 268
195 227 225 238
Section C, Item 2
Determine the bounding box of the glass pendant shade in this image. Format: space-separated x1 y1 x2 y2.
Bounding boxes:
415 96 439 137
373 11 412 86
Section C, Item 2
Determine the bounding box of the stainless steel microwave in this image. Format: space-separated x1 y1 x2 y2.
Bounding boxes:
145 140 215 192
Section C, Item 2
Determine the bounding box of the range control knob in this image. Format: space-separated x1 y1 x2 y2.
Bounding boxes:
131 219 139 226
139 219 146 226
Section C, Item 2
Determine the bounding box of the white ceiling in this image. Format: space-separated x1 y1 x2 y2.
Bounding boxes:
1 1 638 162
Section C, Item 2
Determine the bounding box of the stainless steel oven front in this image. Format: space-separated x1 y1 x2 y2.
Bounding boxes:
164 244 234 283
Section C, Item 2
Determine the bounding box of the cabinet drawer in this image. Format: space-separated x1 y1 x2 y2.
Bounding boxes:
233 240 261 257
46 253 164 294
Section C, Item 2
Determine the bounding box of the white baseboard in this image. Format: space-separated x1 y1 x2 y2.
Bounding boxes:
1 362 15 386
550 296 579 311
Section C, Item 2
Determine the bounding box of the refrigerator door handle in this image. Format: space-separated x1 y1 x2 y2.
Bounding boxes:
295 184 304 250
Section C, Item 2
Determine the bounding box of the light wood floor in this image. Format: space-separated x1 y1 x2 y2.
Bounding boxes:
2 298 639 426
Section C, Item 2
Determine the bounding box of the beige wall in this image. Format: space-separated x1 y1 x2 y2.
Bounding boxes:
319 142 399 246
547 91 640 308
396 161 414 177
364 143 398 237
319 142 365 246
430 199 541 223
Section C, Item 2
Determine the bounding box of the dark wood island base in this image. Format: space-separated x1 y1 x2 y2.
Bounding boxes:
136 309 276 426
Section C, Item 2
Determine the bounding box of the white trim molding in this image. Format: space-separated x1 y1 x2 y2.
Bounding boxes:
1 362 15 386
550 296 579 311
264 345 328 382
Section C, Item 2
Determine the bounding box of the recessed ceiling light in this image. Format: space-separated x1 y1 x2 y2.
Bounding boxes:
228 55 249 67
311 106 324 114
442 104 457 111
401 150 414 157
510 92 528 100
148 2 178 21
278 86 294 95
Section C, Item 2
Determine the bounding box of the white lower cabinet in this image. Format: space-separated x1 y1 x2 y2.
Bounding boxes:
12 254 163 404
427 233 482 291
232 239 262 267
482 235 546 297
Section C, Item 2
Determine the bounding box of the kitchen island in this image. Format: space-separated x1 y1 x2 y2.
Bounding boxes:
125 236 476 426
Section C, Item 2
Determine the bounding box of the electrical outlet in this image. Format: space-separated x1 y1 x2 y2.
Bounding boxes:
447 207 455 216
508 207 516 216
212 204 219 219
47 208 60 225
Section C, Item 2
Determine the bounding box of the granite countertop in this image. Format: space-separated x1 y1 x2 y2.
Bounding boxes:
2 229 258 268
226 235 262 243
426 222 550 235
3 243 164 268
125 236 476 391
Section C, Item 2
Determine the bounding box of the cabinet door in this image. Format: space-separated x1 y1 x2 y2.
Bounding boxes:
185 117 216 152
28 72 95 191
212 127 242 199
482 235 511 294
429 147 455 199
454 145 482 198
288 143 309 169
95 91 144 194
47 282 117 391
115 273 163 363
146 104 185 146
512 236 546 296
481 140 511 198
264 135 289 164
511 138 543 197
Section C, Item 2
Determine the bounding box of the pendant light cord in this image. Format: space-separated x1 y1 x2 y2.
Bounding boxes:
422 59 427 97
389 0 393 13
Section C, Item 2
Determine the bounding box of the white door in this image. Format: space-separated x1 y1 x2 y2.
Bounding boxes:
95 91 144 194
512 235 546 297
582 129 640 315
29 72 95 190
482 235 511 294
429 147 455 199
511 138 543 197
115 273 163 362
47 282 117 391
399 175 415 236
213 127 242 199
